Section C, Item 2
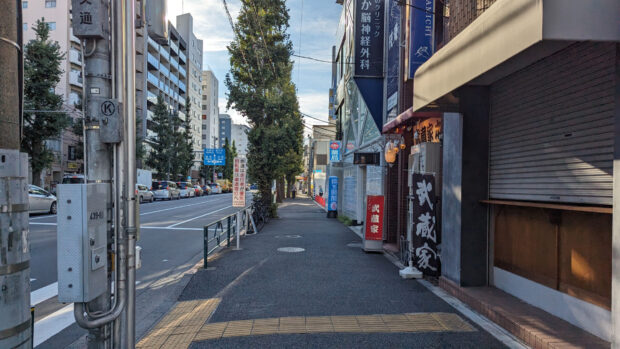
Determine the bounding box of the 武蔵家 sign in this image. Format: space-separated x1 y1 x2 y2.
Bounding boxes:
365 195 384 241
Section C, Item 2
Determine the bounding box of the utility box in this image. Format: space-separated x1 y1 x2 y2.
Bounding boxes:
71 0 109 39
57 184 108 303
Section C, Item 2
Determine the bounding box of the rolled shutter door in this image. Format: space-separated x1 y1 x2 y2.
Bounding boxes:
489 42 615 205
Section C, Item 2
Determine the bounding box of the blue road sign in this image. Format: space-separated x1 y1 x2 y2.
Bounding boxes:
203 148 226 166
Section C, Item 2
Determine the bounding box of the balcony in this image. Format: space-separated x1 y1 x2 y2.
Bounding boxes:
178 65 186 77
159 47 170 62
169 74 178 85
170 41 178 55
147 90 157 105
69 70 83 87
160 64 170 77
179 51 186 63
170 59 179 70
147 109 154 121
179 80 186 92
147 72 159 87
69 49 82 65
147 53 159 69
177 95 186 106
148 36 158 49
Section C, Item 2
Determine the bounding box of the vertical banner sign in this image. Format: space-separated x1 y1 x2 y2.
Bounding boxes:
409 0 435 78
327 176 339 212
232 157 247 207
328 88 335 119
365 195 384 240
329 141 342 162
410 173 440 276
386 0 401 118
355 0 385 77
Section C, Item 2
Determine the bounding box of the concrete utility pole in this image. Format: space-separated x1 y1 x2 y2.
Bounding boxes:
0 1 31 348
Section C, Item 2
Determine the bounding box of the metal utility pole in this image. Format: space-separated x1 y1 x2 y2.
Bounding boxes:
0 1 31 348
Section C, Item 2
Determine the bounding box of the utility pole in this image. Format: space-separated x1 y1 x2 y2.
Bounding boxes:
0 1 31 348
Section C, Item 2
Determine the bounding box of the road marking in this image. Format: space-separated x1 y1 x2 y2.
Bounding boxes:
31 282 58 306
33 304 75 347
140 196 230 216
140 226 204 231
29 214 56 221
166 206 233 228
29 222 57 226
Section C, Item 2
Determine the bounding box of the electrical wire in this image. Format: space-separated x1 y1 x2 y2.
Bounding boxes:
221 0 256 84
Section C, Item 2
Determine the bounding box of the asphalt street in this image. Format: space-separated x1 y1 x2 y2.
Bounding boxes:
28 191 249 348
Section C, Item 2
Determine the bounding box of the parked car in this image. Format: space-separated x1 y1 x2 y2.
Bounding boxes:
209 183 222 194
28 184 57 214
136 184 154 203
62 174 85 184
193 185 203 197
249 184 258 190
177 182 195 198
151 181 181 200
201 185 212 195
216 179 232 193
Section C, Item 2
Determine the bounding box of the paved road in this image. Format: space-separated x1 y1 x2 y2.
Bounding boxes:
29 192 249 348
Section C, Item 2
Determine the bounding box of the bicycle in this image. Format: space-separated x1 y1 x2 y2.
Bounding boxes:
247 201 269 234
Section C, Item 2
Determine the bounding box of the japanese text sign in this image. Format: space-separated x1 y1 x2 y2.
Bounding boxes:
365 195 384 241
327 176 338 212
355 0 385 77
329 141 342 162
204 148 226 166
410 173 440 276
232 157 247 207
386 0 401 116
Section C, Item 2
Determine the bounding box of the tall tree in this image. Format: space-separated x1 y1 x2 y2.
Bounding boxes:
225 0 301 207
221 139 238 181
22 19 71 186
171 101 194 180
146 95 176 179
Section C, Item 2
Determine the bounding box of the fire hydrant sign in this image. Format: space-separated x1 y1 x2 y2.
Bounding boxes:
364 195 384 241
232 157 247 207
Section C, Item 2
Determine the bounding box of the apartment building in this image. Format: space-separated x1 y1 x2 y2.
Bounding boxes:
176 14 203 177
22 0 84 187
201 71 219 149
218 114 231 148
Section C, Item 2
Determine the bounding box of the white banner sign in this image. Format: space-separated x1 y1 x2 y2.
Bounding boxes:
232 157 247 207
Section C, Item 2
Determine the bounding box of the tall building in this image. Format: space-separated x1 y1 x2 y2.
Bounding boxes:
143 22 188 171
218 114 231 148
230 124 250 156
201 71 219 149
22 0 84 187
176 14 203 178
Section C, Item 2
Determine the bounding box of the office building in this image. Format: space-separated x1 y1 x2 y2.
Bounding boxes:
201 71 219 149
218 114 231 148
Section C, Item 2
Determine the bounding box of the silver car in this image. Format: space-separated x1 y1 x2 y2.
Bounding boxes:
151 181 181 201
28 185 57 214
136 184 154 203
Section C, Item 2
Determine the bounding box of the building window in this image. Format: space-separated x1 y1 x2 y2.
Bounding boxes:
22 1 28 8
23 23 27 31
202 115 206 120
202 125 206 130
68 146 76 161
45 0 56 8
202 134 206 139
47 22 56 30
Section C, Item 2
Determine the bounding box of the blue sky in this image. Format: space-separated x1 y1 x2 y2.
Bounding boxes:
168 0 342 134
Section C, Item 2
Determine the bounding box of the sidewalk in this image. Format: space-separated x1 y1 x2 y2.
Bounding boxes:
137 198 507 348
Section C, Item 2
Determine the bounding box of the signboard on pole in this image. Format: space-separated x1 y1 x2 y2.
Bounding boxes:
329 141 341 162
203 148 226 166
327 176 338 218
364 195 384 241
410 173 440 276
232 157 247 207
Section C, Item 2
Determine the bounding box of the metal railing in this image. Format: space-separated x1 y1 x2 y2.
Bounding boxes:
202 202 266 268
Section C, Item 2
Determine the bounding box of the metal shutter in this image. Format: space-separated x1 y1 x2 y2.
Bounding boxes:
489 42 615 205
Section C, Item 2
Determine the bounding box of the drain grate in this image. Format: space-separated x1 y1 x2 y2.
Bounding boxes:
277 247 305 253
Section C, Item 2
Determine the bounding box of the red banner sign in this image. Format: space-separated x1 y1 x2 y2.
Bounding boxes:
365 195 384 241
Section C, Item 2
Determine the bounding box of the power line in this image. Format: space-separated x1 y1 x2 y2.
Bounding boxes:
221 0 255 84
301 112 329 123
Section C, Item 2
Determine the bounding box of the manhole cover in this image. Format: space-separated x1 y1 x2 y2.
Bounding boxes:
277 247 305 253
274 235 302 239
347 243 362 248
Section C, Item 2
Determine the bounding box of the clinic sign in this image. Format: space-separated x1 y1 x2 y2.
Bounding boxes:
386 0 400 116
327 176 338 218
409 0 435 78
203 148 226 166
329 141 342 162
354 0 385 77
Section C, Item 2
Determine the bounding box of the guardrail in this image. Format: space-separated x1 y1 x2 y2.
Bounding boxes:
202 204 259 268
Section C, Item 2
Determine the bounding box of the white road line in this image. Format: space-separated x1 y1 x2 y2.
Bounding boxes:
29 222 57 226
140 226 204 231
166 205 233 228
29 215 56 221
139 196 229 216
34 304 74 347
31 282 58 306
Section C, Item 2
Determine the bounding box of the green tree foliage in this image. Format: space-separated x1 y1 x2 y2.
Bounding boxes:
221 139 238 180
145 95 178 179
171 101 195 180
225 0 304 206
22 19 71 185
70 117 84 163
136 116 146 164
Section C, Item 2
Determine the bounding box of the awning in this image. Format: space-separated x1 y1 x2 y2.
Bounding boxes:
412 0 620 112
382 109 441 134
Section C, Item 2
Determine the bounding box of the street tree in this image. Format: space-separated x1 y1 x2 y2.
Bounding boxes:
22 19 71 185
145 95 176 179
171 101 194 180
